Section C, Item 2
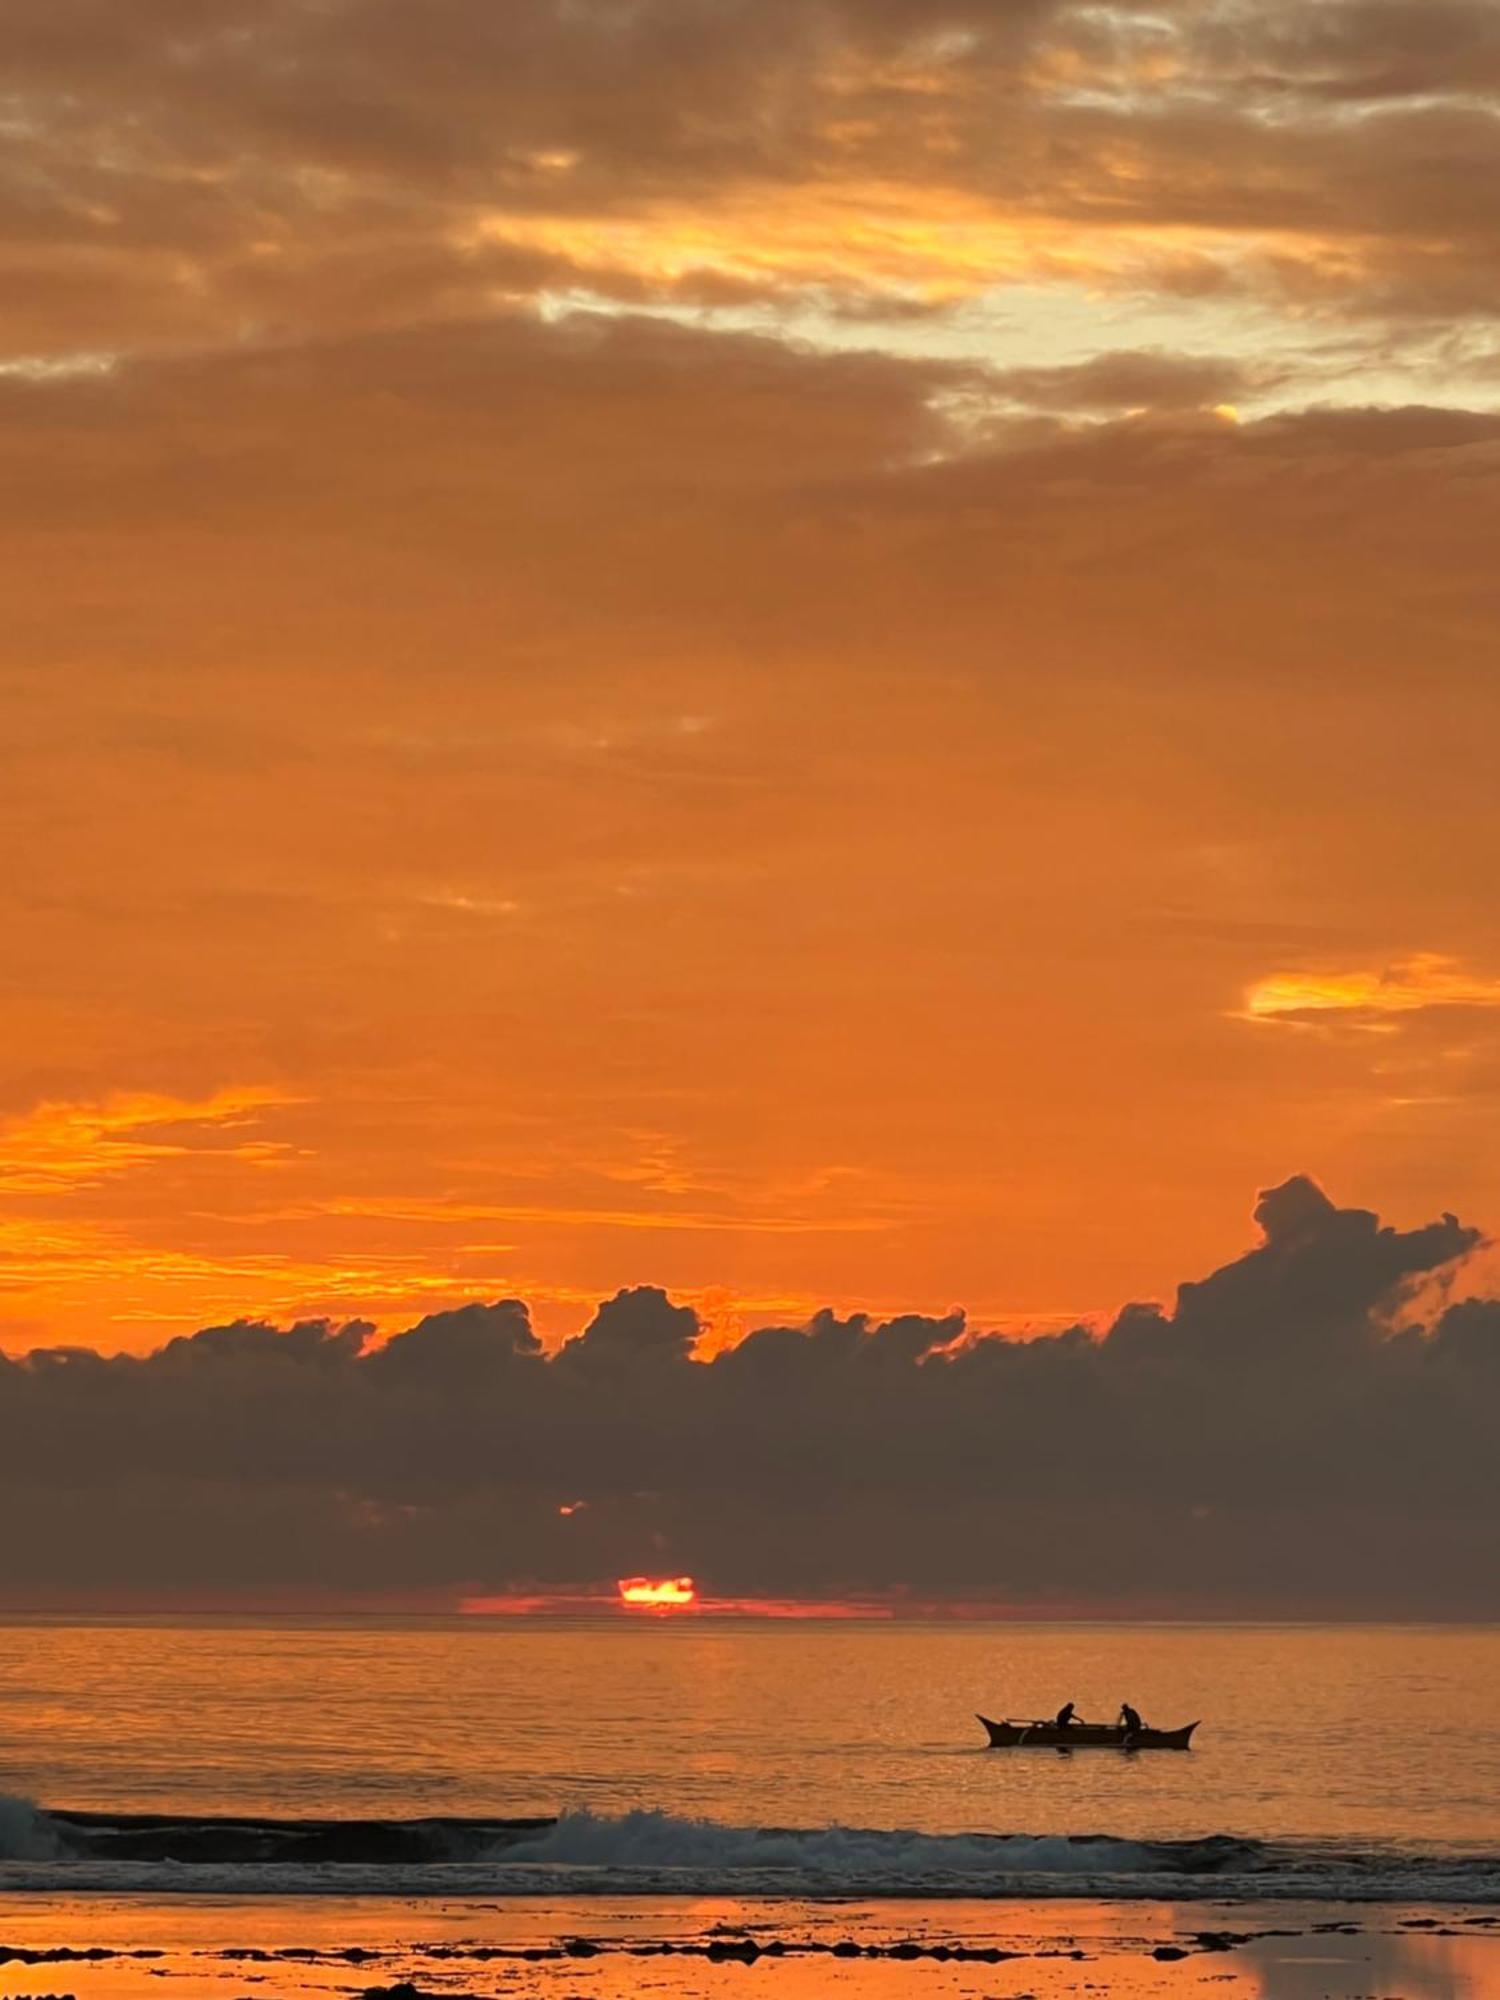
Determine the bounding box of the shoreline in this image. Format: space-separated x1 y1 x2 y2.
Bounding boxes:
6 1865 1500 1902
0 1894 1495 1999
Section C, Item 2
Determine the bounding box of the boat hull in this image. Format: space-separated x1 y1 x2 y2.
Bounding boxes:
977 1714 1197 1750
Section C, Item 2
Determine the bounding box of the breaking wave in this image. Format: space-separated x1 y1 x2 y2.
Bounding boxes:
1 1799 1498 1902
0 1795 62 1863
502 1808 1257 1878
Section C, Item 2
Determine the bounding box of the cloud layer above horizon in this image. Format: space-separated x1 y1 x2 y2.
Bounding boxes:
3 1177 1497 1615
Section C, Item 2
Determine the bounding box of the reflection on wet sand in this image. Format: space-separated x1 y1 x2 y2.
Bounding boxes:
0 1899 1494 2000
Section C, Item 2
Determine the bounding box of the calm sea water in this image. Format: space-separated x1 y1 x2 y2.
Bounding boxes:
1 1618 1496 1859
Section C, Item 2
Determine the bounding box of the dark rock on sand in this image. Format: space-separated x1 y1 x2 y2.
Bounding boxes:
706 1938 760 1961
0 1948 161 1965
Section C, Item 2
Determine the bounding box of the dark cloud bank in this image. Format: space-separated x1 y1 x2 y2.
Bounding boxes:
4 1177 1498 1615
11 0 1500 353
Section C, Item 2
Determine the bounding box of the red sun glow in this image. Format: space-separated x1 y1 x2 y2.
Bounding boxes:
617 1575 697 1609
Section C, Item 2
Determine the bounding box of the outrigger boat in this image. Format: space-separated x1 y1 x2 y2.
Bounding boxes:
977 1713 1198 1750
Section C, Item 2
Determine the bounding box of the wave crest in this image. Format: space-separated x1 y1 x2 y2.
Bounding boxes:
502 1808 1257 1879
1 1802 1496 1902
0 1795 63 1862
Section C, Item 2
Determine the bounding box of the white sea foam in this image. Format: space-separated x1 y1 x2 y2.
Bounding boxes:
1 1800 1497 1902
0 1794 63 1862
499 1807 1226 1877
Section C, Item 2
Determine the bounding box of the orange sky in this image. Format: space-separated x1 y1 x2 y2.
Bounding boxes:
5 0 1500 1354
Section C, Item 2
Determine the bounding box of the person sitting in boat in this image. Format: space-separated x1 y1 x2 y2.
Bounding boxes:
1119 1703 1142 1734
1054 1701 1078 1728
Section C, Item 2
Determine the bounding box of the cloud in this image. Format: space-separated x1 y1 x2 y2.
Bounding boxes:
7 0 1500 370
0 1176 1496 1615
1245 954 1500 1025
5 312 1498 699
0 1087 298 1194
986 350 1261 414
1203 1 1500 103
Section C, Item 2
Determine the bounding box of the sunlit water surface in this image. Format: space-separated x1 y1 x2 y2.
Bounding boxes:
1 1618 1496 1852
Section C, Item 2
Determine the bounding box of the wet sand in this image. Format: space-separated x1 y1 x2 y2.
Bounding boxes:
0 1897 1496 2000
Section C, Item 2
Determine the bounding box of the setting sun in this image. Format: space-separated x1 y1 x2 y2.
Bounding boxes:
617 1576 697 1610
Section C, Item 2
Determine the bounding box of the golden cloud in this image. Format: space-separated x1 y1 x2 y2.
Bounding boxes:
1244 955 1500 1025
0 1087 302 1195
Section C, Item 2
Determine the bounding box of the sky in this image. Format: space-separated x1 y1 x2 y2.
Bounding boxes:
5 0 1500 1373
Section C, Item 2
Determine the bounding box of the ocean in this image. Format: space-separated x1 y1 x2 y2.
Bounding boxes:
2 1618 1499 1997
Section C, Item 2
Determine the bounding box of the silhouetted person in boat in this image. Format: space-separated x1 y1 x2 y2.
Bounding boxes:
1054 1701 1077 1729
1119 1703 1142 1734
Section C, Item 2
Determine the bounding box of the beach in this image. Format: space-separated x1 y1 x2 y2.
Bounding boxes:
0 1895 1497 2000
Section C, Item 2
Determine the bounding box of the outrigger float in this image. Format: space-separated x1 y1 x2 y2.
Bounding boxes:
977 1714 1198 1750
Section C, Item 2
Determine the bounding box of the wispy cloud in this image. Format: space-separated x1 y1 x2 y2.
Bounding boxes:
1243 954 1500 1026
0 1088 302 1195
295 1194 896 1238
